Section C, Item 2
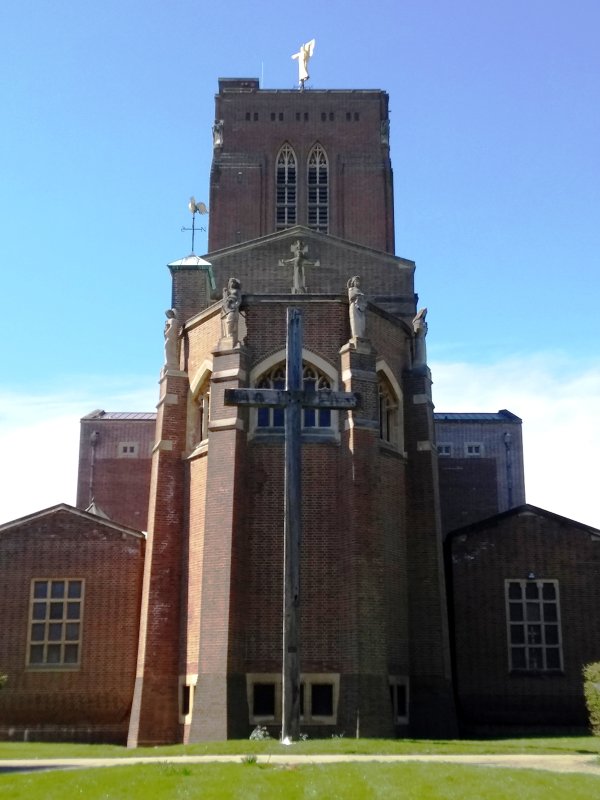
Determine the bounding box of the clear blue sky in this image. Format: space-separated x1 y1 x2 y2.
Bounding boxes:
1 0 599 525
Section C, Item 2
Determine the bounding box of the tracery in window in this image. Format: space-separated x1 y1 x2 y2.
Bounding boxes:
276 144 297 229
256 363 332 430
307 144 328 232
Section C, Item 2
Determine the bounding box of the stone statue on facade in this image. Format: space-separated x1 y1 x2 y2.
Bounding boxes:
212 119 224 149
380 119 390 146
412 307 428 367
347 276 367 339
278 240 319 294
164 309 181 369
291 39 315 88
221 277 242 345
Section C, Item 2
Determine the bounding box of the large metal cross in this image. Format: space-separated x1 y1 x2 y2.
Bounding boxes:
224 307 359 742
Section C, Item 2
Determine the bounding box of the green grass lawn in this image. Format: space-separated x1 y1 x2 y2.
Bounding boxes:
1 735 600 760
1 761 600 800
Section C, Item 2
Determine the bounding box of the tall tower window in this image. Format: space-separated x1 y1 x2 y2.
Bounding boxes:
276 144 297 229
307 144 329 232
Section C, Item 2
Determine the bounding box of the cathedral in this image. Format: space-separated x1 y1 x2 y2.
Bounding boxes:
1 76 599 744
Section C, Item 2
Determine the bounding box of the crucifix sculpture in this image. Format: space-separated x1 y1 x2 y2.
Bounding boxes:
224 307 359 741
278 239 320 294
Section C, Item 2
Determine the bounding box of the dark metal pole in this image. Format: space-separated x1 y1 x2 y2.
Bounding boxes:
282 307 302 742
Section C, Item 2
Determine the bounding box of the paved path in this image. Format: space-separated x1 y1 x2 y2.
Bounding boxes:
1 753 600 776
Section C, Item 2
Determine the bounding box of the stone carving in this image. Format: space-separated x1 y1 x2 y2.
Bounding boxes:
221 277 242 344
347 276 367 339
212 119 224 148
380 119 390 146
278 240 320 294
412 307 428 367
164 309 181 369
291 39 315 87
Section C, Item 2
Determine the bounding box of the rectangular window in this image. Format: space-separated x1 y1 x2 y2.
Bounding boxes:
437 443 452 457
178 674 197 724
247 674 281 723
253 682 276 717
505 579 563 672
465 442 483 457
389 676 409 724
310 683 333 717
247 674 339 725
118 441 139 458
28 579 84 668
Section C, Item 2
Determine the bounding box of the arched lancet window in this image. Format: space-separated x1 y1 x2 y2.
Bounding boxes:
378 377 396 443
276 144 297 229
196 380 211 443
377 367 403 450
188 364 212 453
307 144 328 232
256 362 332 430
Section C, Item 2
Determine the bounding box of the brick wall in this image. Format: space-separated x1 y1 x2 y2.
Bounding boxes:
76 414 155 531
171 293 456 739
449 507 600 729
0 506 144 743
209 82 394 253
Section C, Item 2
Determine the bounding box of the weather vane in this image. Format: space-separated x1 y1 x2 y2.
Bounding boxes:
291 39 315 89
181 197 208 252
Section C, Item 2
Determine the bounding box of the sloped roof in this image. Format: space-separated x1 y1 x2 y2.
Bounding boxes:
435 409 522 423
203 224 415 268
0 503 145 538
81 410 156 421
85 499 110 519
446 503 600 540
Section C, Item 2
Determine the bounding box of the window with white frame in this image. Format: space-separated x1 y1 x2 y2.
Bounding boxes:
255 363 332 431
300 676 338 723
307 144 328 232
505 579 563 672
118 442 139 457
389 676 409 724
437 443 452 457
465 442 483 457
178 675 197 724
276 144 297 229
27 579 84 668
247 674 339 725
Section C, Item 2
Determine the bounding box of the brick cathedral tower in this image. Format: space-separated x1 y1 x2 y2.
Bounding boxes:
127 78 456 745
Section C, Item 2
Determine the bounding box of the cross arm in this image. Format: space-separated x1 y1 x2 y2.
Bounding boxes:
224 388 360 410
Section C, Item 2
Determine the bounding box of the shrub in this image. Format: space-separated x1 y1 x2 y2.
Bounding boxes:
583 662 600 735
249 725 271 741
0 673 7 689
